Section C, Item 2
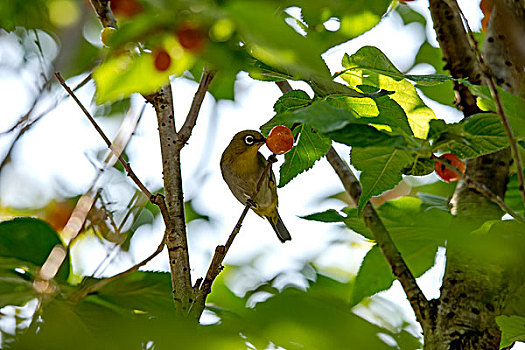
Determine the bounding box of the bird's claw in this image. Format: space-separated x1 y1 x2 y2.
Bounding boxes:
246 198 257 209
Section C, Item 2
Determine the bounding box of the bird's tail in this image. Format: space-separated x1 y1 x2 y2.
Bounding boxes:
267 212 291 243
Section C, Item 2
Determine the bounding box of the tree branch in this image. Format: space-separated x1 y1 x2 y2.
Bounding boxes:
429 0 482 116
89 0 117 28
325 148 430 326
145 85 194 315
188 155 278 320
177 67 215 146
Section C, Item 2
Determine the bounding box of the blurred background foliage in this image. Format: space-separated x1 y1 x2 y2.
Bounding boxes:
0 0 524 348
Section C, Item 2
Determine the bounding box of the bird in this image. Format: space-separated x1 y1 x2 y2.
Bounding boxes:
220 130 291 243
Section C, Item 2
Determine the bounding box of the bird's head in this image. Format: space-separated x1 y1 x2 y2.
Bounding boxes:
225 130 266 156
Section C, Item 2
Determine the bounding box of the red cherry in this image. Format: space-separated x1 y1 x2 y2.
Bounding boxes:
176 24 207 52
434 153 466 182
110 0 143 18
266 125 294 155
153 49 171 71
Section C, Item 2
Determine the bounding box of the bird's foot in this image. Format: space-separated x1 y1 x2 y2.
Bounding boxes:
246 198 257 209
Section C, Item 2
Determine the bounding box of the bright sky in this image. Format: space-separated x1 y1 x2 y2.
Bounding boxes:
1 0 523 347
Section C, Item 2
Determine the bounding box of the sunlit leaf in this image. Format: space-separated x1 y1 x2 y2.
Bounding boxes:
94 36 195 103
341 46 437 138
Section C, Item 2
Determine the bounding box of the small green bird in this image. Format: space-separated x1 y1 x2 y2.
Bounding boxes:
220 130 291 243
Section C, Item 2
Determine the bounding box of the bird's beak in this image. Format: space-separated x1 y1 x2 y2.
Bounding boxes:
256 137 266 144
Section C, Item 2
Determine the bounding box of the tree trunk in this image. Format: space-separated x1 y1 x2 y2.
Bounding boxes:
425 0 524 348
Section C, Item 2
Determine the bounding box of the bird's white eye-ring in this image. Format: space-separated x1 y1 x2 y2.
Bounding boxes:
244 135 255 145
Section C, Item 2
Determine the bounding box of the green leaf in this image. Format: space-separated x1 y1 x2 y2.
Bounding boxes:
263 98 408 148
451 220 525 267
417 193 450 212
247 57 295 82
328 124 407 148
17 275 245 349
226 1 331 81
206 270 247 317
88 271 173 316
0 0 50 31
469 85 525 139
0 257 37 308
496 315 525 348
278 125 332 187
94 36 194 103
402 156 435 176
301 209 347 223
0 217 69 281
185 200 210 223
351 147 413 213
351 245 392 305
303 208 372 240
296 0 390 50
241 288 395 349
282 100 360 134
396 4 427 25
341 46 437 138
326 94 414 137
347 197 448 304
273 90 311 114
339 46 452 85
413 42 455 107
429 113 508 158
505 174 523 215
409 178 456 198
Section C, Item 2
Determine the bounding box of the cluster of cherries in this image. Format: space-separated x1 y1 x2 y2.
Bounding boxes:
100 0 207 72
266 125 465 183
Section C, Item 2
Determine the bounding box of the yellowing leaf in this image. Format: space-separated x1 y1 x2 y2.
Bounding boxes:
94 37 194 103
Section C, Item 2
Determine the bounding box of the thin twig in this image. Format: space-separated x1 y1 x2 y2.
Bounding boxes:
432 154 525 222
188 155 278 319
276 80 293 93
55 72 158 203
68 231 167 303
177 67 215 146
89 0 117 28
455 6 525 210
0 75 91 173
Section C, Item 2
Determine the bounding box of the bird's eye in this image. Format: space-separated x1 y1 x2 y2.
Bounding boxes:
244 135 255 145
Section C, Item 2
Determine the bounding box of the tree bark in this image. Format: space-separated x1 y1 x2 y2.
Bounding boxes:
426 0 524 348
